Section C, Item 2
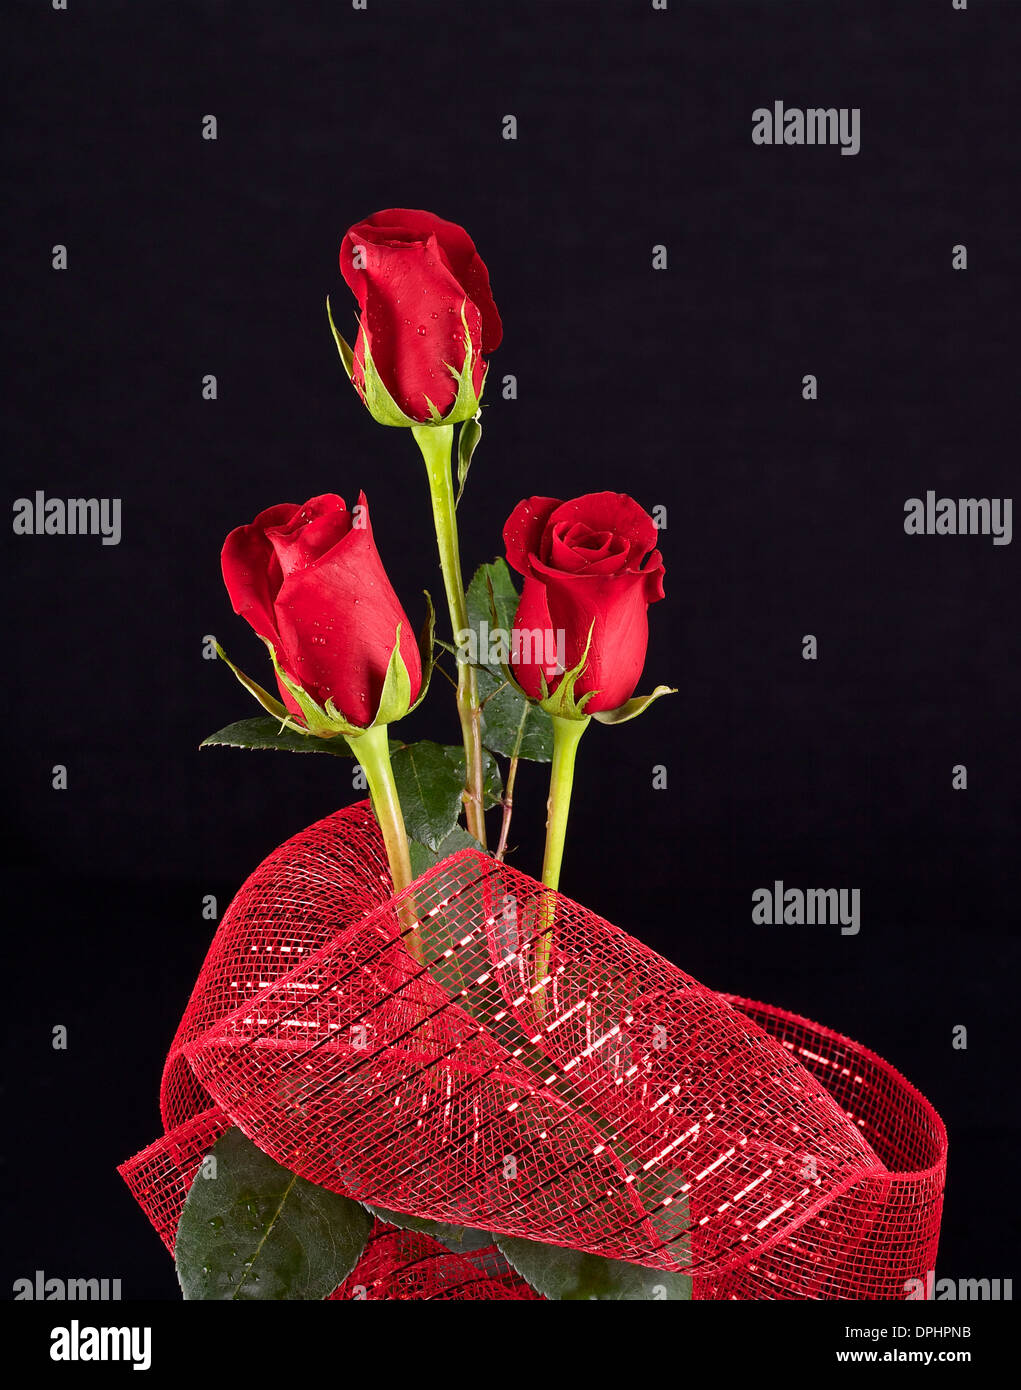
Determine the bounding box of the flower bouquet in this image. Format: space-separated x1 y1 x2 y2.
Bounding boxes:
120 209 947 1301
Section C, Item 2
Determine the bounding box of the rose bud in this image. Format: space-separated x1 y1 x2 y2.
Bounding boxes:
329 207 502 427
220 493 430 736
503 492 673 722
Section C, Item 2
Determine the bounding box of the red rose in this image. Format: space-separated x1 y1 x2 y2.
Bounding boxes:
503 493 665 714
339 208 502 424
221 493 422 729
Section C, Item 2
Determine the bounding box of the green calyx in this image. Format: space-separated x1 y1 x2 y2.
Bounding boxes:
506 623 676 726
536 631 600 722
217 596 434 740
541 668 677 725
327 295 488 428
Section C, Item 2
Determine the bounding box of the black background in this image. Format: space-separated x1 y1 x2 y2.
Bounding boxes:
2 0 1018 1302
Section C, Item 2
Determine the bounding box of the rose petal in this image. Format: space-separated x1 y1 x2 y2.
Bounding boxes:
539 568 653 712
509 577 558 700
345 233 483 421
561 523 615 554
546 493 659 567
550 523 629 575
220 503 297 646
643 548 666 603
345 209 502 353
272 494 421 727
265 495 350 579
502 496 562 577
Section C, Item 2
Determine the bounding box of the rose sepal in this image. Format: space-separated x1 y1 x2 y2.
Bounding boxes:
473 603 596 721
591 685 677 725
327 295 488 428
270 651 363 739
214 643 306 734
534 625 599 722
271 617 433 739
364 593 436 727
325 294 356 379
218 611 432 741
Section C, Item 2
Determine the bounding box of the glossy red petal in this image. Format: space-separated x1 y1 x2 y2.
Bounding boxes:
220 503 297 647
547 493 659 566
502 496 562 577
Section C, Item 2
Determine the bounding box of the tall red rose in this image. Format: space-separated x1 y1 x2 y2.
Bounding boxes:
221 493 422 729
338 208 502 424
503 493 665 714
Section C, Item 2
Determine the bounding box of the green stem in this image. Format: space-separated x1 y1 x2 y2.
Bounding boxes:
411 422 488 848
535 715 590 1007
346 724 421 962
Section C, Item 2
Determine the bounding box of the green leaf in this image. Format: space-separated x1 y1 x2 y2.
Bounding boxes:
175 1129 372 1301
495 1234 692 1301
478 667 554 762
442 743 502 809
482 749 503 808
464 560 555 759
465 558 520 672
362 1202 493 1256
455 413 483 507
592 685 677 725
408 825 482 879
391 741 502 853
200 717 357 756
390 741 467 850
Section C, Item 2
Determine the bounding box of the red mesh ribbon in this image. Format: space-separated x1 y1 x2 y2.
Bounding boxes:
120 803 946 1300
